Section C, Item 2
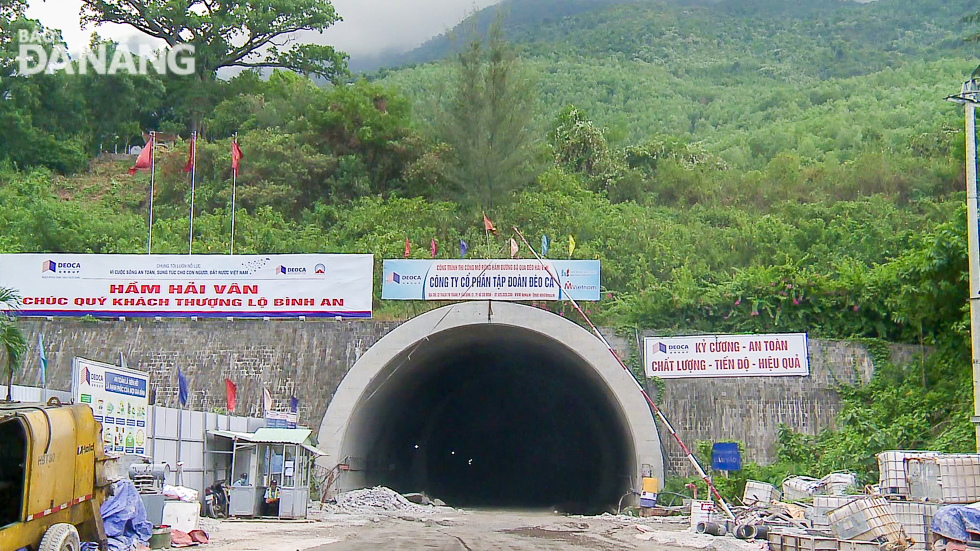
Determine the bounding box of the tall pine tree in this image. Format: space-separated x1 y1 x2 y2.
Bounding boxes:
438 19 537 210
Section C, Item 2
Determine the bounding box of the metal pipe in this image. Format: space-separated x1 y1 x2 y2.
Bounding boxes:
965 79 980 452
697 522 727 536
513 226 737 520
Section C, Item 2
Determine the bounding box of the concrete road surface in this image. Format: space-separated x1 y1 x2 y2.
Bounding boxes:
203 510 765 551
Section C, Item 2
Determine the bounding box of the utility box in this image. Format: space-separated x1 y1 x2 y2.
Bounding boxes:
907 454 980 503
743 480 780 505
889 501 940 550
827 497 909 547
877 450 940 496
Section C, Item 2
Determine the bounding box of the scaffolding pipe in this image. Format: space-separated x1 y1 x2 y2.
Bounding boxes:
513 226 736 520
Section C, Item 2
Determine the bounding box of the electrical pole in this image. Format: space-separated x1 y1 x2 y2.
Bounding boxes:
949 76 980 451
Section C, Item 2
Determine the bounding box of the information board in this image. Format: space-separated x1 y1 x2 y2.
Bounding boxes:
644 333 809 378
72 357 151 455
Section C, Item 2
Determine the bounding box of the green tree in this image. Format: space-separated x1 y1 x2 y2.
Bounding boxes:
0 0 26 80
81 0 347 81
81 36 166 152
438 20 537 210
81 0 348 129
0 287 26 401
966 11 980 42
0 23 92 173
309 80 420 198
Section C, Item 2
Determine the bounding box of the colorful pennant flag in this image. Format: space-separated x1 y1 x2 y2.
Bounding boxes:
510 238 519 259
263 387 273 413
542 235 550 257
483 213 498 235
183 133 196 173
225 378 237 412
404 237 411 259
232 138 244 173
431 238 437 258
128 136 153 175
460 239 468 258
177 368 189 406
569 235 576 258
38 334 47 387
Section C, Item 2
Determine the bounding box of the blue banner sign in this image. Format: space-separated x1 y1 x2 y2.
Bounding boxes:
711 442 742 471
105 370 148 398
381 259 600 301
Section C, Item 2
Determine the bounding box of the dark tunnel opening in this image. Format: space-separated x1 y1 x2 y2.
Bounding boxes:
345 324 635 513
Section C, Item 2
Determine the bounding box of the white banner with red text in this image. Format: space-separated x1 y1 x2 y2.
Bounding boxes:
0 253 373 319
644 333 809 378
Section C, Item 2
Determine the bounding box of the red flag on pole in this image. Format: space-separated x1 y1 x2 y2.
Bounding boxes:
231 138 244 173
404 237 410 258
431 238 437 258
183 133 195 173
129 136 153 175
224 378 237 412
483 212 498 235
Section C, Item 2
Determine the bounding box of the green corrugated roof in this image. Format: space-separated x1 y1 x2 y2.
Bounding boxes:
209 428 326 455
250 428 313 444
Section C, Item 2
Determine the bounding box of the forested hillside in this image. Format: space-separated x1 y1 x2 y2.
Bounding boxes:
1 0 980 482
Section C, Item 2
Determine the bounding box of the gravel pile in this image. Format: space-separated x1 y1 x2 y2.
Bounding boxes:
335 486 431 515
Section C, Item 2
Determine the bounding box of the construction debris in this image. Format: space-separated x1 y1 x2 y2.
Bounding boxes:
743 480 781 506
782 472 857 500
334 486 438 515
827 496 910 548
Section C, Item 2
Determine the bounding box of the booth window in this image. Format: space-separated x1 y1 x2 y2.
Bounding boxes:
284 446 296 487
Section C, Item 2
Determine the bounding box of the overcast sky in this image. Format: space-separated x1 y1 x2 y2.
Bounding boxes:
24 0 501 60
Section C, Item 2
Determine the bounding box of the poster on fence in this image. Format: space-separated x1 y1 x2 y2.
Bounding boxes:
381 259 600 301
644 333 809 378
72 356 151 455
0 253 373 318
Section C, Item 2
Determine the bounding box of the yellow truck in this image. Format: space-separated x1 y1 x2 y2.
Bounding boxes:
0 399 113 551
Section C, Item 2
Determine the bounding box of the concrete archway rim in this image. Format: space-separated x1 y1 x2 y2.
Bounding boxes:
317 301 664 490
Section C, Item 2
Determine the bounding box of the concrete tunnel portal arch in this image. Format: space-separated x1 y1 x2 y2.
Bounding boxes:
318 301 664 512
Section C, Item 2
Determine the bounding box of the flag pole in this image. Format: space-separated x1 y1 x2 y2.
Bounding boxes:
231 133 237 255
176 373 183 486
188 131 197 255
39 334 46 403
486 229 491 258
148 131 156 254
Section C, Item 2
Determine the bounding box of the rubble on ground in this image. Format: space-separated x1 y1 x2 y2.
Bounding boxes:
634 525 765 550
332 486 446 516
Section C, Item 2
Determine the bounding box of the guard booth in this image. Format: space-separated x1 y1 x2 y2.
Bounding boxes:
208 428 325 519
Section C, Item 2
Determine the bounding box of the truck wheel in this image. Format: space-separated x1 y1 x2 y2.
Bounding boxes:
38 523 80 551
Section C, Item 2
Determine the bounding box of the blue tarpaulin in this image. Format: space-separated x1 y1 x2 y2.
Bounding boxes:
932 504 980 543
81 480 153 551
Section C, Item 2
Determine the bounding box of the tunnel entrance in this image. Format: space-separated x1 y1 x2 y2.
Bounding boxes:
319 302 664 513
